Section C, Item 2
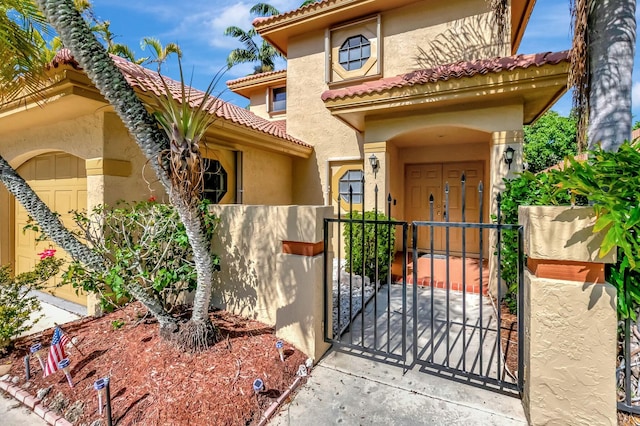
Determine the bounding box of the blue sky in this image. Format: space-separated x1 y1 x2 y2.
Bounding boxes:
90 0 637 118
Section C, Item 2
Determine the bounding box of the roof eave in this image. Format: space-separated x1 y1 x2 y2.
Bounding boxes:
323 62 570 131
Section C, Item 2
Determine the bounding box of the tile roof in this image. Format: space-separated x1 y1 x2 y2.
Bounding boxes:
48 49 310 149
321 51 571 101
226 69 287 87
253 0 329 28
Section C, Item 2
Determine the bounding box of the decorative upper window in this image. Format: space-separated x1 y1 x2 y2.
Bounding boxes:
203 159 228 204
339 35 371 71
271 87 286 112
338 169 364 204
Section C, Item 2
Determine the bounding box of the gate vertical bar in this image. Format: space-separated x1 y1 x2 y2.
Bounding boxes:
337 195 342 341
461 173 467 372
361 177 366 346
324 216 329 342
517 225 525 391
374 185 379 351
444 182 451 367
495 193 503 382
412 222 418 362
625 278 632 406
429 194 435 363
402 224 408 366
387 194 392 354
478 182 484 374
349 186 354 345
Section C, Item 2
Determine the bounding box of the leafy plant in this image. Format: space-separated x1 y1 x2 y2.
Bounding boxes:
555 140 640 319
62 199 220 313
111 319 125 330
497 171 582 312
343 211 396 283
0 254 63 351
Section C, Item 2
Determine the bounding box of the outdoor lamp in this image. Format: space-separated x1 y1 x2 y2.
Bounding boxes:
369 153 380 177
503 146 515 170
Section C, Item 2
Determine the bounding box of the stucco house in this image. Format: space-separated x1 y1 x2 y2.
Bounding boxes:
0 0 569 310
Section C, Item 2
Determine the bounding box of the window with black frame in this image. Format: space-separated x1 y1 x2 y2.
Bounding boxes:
339 35 371 71
202 159 228 203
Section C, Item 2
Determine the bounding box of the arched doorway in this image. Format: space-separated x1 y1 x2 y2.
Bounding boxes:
14 152 87 305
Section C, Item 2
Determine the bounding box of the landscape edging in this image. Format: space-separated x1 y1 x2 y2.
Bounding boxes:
0 378 73 426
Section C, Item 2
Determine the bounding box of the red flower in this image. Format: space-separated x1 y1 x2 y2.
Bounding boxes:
148 195 157 202
37 249 56 260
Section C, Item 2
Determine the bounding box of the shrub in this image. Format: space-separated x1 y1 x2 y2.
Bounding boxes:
63 199 220 313
343 210 396 283
0 254 63 351
497 171 581 312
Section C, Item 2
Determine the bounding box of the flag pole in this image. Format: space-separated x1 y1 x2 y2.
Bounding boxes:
54 323 85 356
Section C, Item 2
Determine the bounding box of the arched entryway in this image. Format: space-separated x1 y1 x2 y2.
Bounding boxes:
14 152 87 305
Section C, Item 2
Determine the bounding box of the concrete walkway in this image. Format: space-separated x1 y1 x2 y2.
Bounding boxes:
0 389 48 426
270 350 527 426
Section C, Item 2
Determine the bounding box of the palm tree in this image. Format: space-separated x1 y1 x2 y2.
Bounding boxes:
0 0 50 104
491 0 636 151
34 0 219 351
140 37 182 71
224 25 281 73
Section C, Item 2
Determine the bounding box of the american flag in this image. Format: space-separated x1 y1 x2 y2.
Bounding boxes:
43 327 70 378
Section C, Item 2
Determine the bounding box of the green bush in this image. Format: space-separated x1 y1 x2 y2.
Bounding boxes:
63 199 220 313
343 210 396 283
0 256 63 351
497 171 581 312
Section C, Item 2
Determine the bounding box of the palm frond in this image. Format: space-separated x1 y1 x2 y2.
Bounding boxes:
250 3 280 17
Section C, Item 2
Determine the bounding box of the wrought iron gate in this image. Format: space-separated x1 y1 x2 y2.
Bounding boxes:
323 173 524 393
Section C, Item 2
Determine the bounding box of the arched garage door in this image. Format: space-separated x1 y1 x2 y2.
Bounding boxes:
14 153 87 305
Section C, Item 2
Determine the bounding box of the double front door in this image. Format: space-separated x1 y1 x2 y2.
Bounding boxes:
405 162 484 255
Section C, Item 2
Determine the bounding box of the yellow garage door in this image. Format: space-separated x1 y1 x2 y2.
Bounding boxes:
15 153 87 305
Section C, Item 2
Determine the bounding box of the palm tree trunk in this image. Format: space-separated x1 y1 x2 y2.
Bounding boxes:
0 153 177 329
36 0 215 349
587 0 636 151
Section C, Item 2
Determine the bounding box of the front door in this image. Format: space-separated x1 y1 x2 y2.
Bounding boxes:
405 161 484 254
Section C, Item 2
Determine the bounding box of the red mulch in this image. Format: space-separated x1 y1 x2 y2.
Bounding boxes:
499 303 518 378
0 302 307 425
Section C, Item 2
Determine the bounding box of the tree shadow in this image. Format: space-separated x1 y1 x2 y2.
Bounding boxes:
70 349 107 376
114 392 150 425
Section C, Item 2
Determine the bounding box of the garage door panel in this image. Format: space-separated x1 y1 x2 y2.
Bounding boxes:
15 153 87 306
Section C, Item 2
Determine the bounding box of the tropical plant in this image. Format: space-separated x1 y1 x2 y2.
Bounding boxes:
343 211 396 283
64 199 220 314
0 253 63 352
224 25 281 73
140 37 182 71
23 0 222 351
491 0 636 151
0 0 50 104
555 140 640 319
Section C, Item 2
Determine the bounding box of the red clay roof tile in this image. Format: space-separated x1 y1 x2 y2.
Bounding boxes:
253 0 330 28
226 69 287 86
48 49 310 149
321 51 571 101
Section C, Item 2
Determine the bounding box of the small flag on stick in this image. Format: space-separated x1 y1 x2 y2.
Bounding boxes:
43 327 70 378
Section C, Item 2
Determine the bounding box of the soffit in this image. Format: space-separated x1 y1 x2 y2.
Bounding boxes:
255 0 536 55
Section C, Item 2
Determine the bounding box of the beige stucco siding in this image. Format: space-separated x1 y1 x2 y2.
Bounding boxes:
242 145 294 205
287 29 363 205
382 0 509 75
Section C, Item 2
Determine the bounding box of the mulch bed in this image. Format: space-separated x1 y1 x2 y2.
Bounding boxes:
498 302 518 377
0 302 307 425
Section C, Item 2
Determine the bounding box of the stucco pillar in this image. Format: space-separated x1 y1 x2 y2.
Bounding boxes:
84 158 132 316
519 206 617 425
363 142 389 213
488 130 523 296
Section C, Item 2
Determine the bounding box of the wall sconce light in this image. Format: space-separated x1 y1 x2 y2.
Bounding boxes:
503 146 515 170
369 153 380 177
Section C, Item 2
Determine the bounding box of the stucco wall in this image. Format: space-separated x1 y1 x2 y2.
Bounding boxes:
382 0 509 75
208 205 332 360
241 145 293 205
